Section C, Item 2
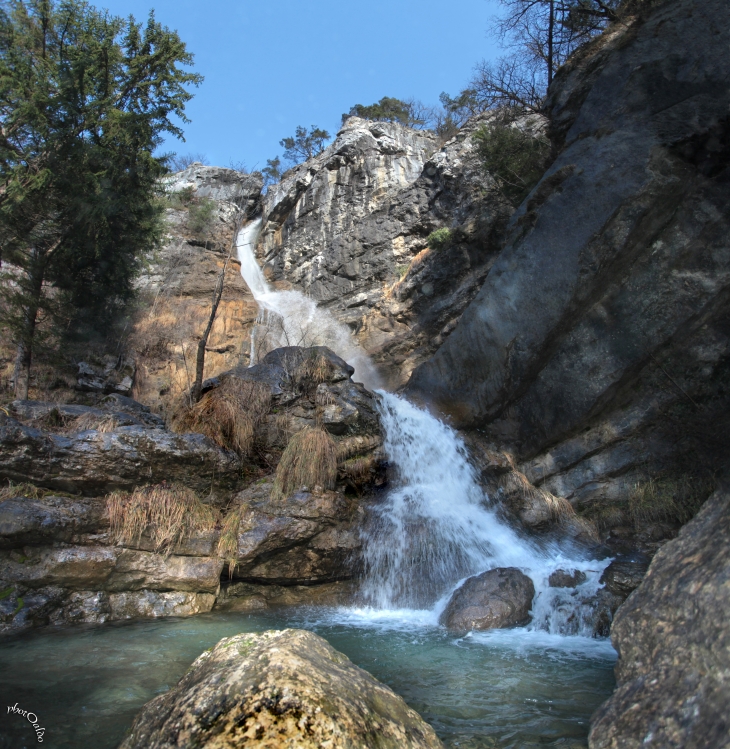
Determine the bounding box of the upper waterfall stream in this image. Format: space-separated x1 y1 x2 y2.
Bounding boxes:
237 219 381 390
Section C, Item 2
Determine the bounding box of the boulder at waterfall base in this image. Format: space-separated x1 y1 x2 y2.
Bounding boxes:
440 568 535 631
119 628 444 749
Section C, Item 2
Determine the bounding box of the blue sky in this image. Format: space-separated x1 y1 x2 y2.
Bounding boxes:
99 0 502 170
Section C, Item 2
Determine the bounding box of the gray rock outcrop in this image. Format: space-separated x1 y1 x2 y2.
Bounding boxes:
405 0 730 517
119 629 443 749
225 478 361 585
0 412 240 498
439 567 535 631
589 482 730 748
257 116 515 388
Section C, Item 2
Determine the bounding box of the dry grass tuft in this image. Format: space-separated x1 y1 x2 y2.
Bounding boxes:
0 481 53 502
72 412 120 433
499 470 576 523
628 474 715 527
271 427 337 502
583 502 628 532
217 504 245 577
107 483 218 555
287 352 333 398
172 377 271 456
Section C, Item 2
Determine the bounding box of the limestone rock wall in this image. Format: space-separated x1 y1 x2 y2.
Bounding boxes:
406 0 730 517
257 116 514 388
130 166 262 416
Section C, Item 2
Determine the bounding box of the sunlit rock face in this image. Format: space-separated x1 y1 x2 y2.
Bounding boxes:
130 166 262 415
257 116 515 388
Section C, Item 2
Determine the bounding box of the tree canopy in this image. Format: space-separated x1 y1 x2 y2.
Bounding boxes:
0 0 202 397
280 125 330 165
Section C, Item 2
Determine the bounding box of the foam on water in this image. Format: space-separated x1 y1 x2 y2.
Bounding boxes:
361 391 611 635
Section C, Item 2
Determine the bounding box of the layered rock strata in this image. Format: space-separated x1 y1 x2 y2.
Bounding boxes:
405 0 730 521
120 629 444 749
0 347 384 633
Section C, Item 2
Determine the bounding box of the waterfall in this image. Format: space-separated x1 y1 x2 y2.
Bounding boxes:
361 392 610 635
236 219 381 390
236 218 609 637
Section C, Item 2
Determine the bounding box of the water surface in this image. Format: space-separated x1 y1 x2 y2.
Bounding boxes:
0 607 615 749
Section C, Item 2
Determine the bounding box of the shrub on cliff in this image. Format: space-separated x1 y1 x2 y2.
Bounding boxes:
187 197 217 235
280 125 330 165
474 119 550 205
427 227 454 252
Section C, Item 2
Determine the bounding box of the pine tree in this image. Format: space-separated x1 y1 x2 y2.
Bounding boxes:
0 0 202 398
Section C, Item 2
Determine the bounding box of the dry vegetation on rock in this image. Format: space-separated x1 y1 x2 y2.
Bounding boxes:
271 427 338 501
107 484 217 555
171 378 270 457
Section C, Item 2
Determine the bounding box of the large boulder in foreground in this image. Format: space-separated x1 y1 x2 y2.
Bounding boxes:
119 629 443 749
439 567 535 631
589 483 730 749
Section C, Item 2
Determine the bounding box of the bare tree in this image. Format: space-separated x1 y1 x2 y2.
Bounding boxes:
441 0 621 119
190 173 261 402
168 153 210 172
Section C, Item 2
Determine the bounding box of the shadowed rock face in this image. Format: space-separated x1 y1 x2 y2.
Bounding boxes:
439 567 535 631
589 482 730 748
119 629 444 749
406 0 730 510
226 478 361 586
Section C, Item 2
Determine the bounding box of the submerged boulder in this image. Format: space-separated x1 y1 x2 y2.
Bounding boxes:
119 628 443 749
440 567 535 631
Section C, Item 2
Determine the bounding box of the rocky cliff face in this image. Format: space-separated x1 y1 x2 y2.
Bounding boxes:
256 116 515 388
130 165 261 416
405 0 730 520
0 346 384 633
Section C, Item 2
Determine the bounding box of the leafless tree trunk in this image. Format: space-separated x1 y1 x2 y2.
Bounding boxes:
13 244 50 400
190 179 257 402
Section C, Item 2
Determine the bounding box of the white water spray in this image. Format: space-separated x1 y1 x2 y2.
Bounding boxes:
236 219 381 390
362 392 610 635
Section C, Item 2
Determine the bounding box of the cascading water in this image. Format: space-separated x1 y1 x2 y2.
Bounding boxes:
360 392 541 609
361 392 610 635
236 219 381 390
237 217 610 637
